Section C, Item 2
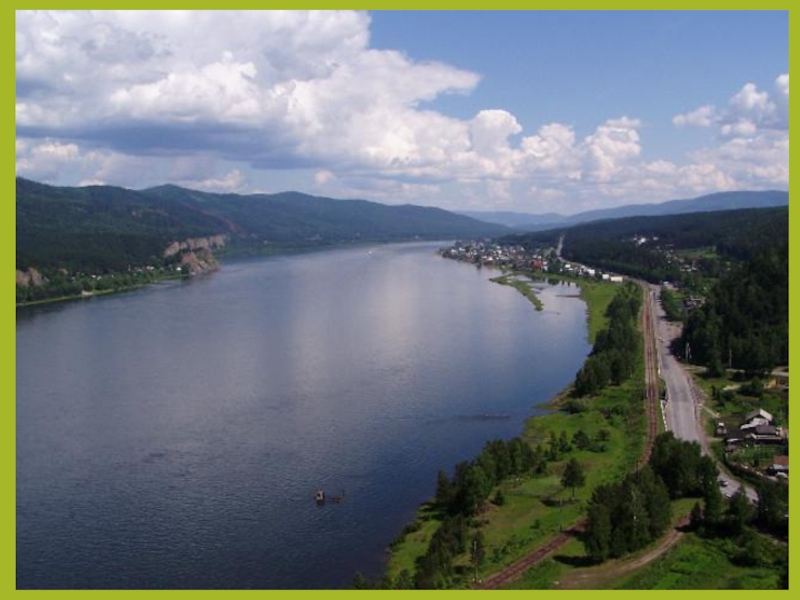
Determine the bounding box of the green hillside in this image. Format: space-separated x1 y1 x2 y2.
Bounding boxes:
16 177 510 274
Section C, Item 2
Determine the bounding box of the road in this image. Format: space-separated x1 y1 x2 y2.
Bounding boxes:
648 285 757 502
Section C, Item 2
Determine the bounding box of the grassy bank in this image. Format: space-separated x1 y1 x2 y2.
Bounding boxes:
489 274 544 311
384 276 640 587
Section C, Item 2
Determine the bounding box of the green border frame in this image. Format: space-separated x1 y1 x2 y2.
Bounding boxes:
8 4 794 597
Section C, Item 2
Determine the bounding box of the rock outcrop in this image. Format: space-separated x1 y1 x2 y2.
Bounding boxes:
179 249 219 276
163 234 227 259
16 267 45 287
164 235 226 276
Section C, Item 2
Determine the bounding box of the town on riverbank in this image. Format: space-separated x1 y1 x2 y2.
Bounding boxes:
370 238 788 590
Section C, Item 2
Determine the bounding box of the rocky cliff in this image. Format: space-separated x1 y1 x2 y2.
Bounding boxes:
16 267 45 287
163 234 227 259
165 235 227 276
179 249 220 276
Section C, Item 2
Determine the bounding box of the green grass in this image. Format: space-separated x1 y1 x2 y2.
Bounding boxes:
490 274 544 310
614 533 785 589
385 504 443 579
492 271 617 342
576 279 619 343
385 277 644 588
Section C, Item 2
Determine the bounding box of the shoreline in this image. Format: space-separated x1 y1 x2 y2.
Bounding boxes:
16 239 452 309
384 271 625 586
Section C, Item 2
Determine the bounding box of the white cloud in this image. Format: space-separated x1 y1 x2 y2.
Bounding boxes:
15 11 788 212
314 169 335 186
180 169 246 193
673 75 788 135
673 105 715 127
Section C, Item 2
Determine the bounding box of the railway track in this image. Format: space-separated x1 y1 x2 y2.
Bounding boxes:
479 522 585 589
477 282 661 589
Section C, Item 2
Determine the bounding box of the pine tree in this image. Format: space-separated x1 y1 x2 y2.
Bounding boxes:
561 458 586 499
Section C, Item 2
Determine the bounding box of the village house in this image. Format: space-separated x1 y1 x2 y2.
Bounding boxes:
767 455 789 477
740 408 774 432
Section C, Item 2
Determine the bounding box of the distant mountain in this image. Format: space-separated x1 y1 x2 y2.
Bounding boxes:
459 210 569 229
16 178 510 273
462 190 789 230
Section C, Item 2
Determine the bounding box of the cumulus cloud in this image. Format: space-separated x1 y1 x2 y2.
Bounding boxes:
673 105 715 127
15 10 788 212
673 75 788 136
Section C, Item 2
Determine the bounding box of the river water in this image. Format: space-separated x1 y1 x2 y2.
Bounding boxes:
16 242 590 589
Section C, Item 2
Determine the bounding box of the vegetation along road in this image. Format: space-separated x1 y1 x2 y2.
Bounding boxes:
651 285 757 503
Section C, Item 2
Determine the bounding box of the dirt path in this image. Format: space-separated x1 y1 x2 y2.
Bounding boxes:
556 522 686 589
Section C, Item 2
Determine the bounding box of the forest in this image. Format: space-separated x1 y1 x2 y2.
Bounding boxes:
680 243 788 375
500 206 788 285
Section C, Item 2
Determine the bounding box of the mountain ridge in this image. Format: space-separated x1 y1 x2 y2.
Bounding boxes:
460 190 789 230
16 177 511 274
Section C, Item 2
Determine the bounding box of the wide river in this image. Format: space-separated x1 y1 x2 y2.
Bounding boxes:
17 242 591 589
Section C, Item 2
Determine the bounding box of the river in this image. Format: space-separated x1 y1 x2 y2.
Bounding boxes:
16 242 590 589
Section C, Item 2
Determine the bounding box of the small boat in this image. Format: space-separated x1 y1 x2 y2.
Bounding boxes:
315 489 325 504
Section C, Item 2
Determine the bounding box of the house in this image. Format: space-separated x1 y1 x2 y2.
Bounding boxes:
768 367 789 389
747 424 784 445
609 275 624 283
740 408 773 431
767 455 789 476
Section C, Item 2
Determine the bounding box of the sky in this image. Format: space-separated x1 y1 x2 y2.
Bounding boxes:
15 10 789 215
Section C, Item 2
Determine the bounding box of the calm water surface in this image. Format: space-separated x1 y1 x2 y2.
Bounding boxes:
17 242 590 589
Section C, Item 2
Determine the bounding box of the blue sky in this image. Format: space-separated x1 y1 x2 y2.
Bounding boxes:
15 10 788 214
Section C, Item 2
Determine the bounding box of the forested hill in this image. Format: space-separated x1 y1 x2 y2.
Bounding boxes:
16 177 510 273
461 189 788 230
499 206 789 283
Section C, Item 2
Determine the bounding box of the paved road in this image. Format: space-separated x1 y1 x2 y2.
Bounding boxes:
649 285 757 502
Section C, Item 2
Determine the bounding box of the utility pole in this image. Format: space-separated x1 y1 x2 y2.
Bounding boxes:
472 539 478 583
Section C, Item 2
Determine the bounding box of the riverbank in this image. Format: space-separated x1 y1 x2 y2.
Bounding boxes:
489 274 544 311
16 272 187 308
16 239 442 308
383 273 643 588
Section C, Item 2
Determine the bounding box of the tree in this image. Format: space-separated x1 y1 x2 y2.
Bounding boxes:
493 489 505 506
702 476 724 529
689 501 704 532
573 429 591 451
352 572 370 589
561 458 586 499
756 480 786 533
584 502 612 562
435 470 454 510
394 570 413 589
726 488 753 535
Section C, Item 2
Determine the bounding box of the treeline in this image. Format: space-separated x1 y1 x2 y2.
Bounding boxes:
409 437 542 588
15 267 181 304
500 207 788 284
404 428 602 589
566 240 678 283
681 243 788 374
17 177 509 278
584 432 716 561
659 286 684 322
573 282 642 397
